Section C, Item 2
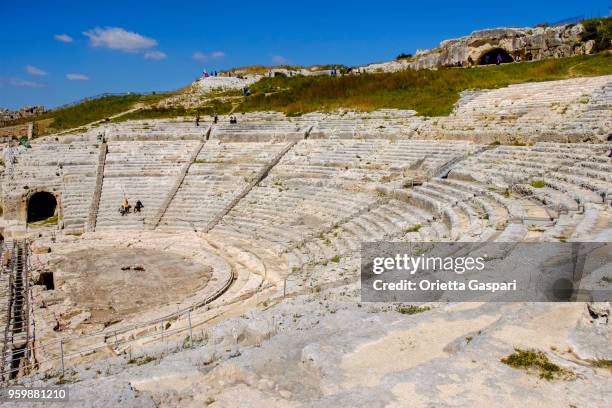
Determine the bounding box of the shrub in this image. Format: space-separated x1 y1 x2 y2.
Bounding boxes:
530 180 545 188
396 305 431 315
406 223 422 233
396 53 413 60
127 355 156 365
501 348 573 380
581 17 612 52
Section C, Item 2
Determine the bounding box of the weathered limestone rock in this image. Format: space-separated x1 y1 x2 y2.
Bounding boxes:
31 246 51 254
0 105 44 126
362 23 592 72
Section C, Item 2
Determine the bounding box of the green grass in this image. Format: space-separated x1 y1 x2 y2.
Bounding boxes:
236 52 612 116
396 305 431 315
406 224 422 233
115 99 233 122
26 93 176 134
530 180 546 188
501 348 573 380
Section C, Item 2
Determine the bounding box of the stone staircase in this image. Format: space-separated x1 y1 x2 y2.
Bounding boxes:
95 140 199 231
149 140 206 229
86 142 107 232
207 140 478 260
0 240 31 382
203 140 299 233
157 141 293 232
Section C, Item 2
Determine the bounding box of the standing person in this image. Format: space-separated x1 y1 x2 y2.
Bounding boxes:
195 115 200 127
213 115 218 124
496 54 502 65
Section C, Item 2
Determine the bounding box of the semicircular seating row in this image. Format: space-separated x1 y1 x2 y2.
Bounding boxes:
4 139 610 268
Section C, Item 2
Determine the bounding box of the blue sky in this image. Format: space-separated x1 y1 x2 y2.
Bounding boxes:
1 0 609 109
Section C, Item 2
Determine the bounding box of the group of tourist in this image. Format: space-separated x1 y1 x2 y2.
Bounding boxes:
119 198 144 216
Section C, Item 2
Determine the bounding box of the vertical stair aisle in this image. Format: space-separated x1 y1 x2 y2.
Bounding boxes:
0 241 33 382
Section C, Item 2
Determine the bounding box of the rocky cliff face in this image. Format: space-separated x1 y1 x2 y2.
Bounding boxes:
0 105 45 126
363 23 595 73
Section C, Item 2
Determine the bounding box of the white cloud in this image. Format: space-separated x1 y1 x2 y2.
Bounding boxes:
0 77 46 88
144 50 167 60
83 27 157 52
192 51 225 61
25 65 47 76
192 51 208 61
272 55 289 64
54 34 74 43
66 73 89 81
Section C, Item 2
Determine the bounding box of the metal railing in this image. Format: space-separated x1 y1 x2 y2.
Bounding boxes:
1 278 242 383
1 240 236 384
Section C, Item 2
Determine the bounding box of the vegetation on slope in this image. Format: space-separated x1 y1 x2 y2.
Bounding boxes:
15 93 175 135
236 52 611 116
115 99 233 122
581 17 612 53
6 47 611 134
50 93 174 131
